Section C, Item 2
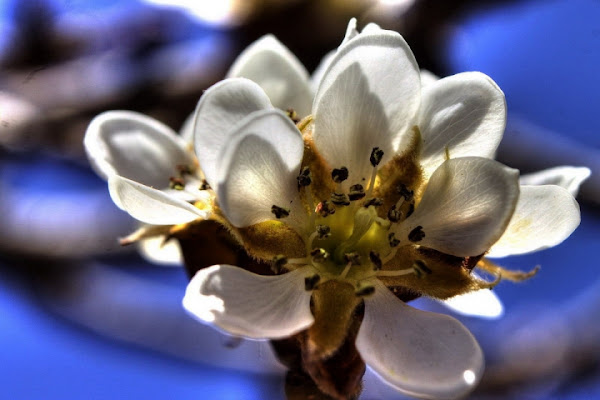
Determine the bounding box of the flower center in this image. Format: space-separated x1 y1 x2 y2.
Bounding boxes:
285 148 431 295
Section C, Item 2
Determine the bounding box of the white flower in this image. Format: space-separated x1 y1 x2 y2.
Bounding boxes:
85 20 584 400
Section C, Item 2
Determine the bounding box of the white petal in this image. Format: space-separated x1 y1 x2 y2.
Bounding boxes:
138 236 183 266
342 17 359 43
183 265 314 339
487 185 581 258
194 78 273 188
356 281 484 399
179 112 195 145
84 110 193 187
400 157 519 257
419 69 439 87
216 109 305 229
418 72 506 179
227 35 312 117
313 30 421 186
442 288 504 319
310 50 335 93
109 175 208 225
519 166 591 197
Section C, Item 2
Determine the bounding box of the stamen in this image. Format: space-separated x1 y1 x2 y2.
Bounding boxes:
297 167 316 227
369 251 382 271
348 184 366 201
304 274 321 291
363 197 383 208
388 232 400 247
271 205 290 219
387 205 402 222
169 177 185 190
310 248 329 263
344 252 361 266
316 225 331 239
286 108 300 124
406 203 415 218
297 166 312 188
370 147 384 167
331 167 349 183
397 183 414 202
375 268 415 277
199 179 211 190
271 255 287 274
331 192 350 206
316 200 336 217
366 147 384 198
408 226 425 242
176 164 193 176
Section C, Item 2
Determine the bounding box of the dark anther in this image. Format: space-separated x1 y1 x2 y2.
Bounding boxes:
200 179 211 190
348 184 366 201
397 183 414 202
355 285 375 297
176 164 193 176
364 197 383 208
408 226 425 242
331 192 350 206
271 255 288 274
369 251 382 271
297 166 312 187
387 205 402 222
286 108 300 124
316 225 331 239
344 252 361 266
406 203 415 218
304 274 321 291
310 248 329 262
169 177 185 190
271 205 290 219
316 201 335 217
388 232 400 247
331 167 349 183
370 147 384 167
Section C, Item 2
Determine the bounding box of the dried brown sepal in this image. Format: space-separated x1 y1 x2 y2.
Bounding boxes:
374 126 423 219
285 370 337 400
172 219 271 279
301 302 366 400
300 123 337 204
307 280 361 360
119 224 172 246
381 246 487 300
236 220 306 262
477 258 540 282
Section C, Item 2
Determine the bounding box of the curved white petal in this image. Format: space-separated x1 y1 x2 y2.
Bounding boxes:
519 166 591 197
216 109 305 229
183 265 314 339
194 78 273 188
227 35 312 117
400 157 520 257
138 236 183 266
313 30 421 187
487 185 581 258
179 112 195 145
420 70 439 87
109 175 208 225
418 72 506 179
442 288 504 319
356 281 484 399
85 110 193 187
310 50 335 93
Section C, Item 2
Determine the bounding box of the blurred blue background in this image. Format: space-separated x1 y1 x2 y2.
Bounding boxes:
1 0 599 399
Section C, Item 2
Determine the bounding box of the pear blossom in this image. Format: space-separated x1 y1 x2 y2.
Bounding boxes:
85 20 584 400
